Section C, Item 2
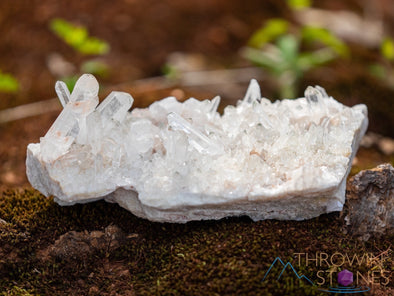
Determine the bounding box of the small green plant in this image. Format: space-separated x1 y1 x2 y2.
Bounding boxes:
0 70 19 93
80 60 109 77
242 17 348 98
381 37 394 61
286 0 312 10
369 37 394 89
162 63 180 80
49 18 111 92
50 18 109 55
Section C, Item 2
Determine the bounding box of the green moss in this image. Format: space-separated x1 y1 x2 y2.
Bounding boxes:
0 286 33 296
0 189 393 295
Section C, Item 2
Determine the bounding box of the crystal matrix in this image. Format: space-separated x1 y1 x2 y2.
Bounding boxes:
26 74 368 223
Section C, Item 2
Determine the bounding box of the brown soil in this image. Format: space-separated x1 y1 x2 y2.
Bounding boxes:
0 189 393 295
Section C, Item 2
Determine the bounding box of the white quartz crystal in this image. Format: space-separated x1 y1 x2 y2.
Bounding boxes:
26 75 368 223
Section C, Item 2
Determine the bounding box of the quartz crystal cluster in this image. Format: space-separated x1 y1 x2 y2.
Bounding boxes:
26 74 368 222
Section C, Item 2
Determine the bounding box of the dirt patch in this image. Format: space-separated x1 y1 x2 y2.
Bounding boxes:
0 189 393 295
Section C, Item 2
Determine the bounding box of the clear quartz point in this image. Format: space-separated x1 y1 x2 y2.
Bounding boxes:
96 91 133 125
305 86 323 103
242 79 261 104
40 108 80 161
315 85 328 98
305 85 330 116
55 81 70 108
208 96 220 118
167 112 224 155
41 74 100 160
70 74 99 102
45 107 80 140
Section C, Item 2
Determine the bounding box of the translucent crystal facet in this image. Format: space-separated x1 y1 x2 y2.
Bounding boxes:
69 73 99 103
242 79 261 104
55 81 70 108
26 75 368 223
40 74 100 161
167 112 224 155
96 91 133 124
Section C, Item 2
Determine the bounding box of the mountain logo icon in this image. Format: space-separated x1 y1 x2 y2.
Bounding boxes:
262 257 371 294
262 257 315 286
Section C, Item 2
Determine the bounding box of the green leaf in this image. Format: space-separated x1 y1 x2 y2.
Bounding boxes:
369 64 386 79
0 71 19 93
381 38 394 61
162 63 179 80
78 38 110 55
297 48 335 71
287 0 312 10
81 60 109 77
241 47 281 73
50 18 87 47
248 19 289 48
50 18 110 55
61 75 79 93
277 35 299 63
302 26 349 57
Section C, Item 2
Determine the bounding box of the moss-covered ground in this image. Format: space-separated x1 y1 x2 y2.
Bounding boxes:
0 189 392 295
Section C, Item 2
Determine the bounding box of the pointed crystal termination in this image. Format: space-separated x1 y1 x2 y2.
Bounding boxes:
305 86 325 103
97 91 134 125
242 79 261 104
85 92 134 150
208 96 220 118
242 79 273 128
55 81 70 108
304 86 329 119
46 75 99 139
315 85 328 98
68 74 99 115
167 112 224 155
41 74 100 160
70 74 99 102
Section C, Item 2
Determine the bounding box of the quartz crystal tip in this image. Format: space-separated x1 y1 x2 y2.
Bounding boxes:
243 79 261 104
315 85 328 98
55 81 70 108
70 74 99 102
97 91 133 124
208 96 221 117
305 85 328 104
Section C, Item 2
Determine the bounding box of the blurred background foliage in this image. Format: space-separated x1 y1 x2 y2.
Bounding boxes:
50 18 110 56
0 71 19 93
242 15 349 98
49 18 110 91
0 0 393 136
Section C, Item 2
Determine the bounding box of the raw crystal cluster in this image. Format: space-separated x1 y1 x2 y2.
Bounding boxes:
26 74 368 223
